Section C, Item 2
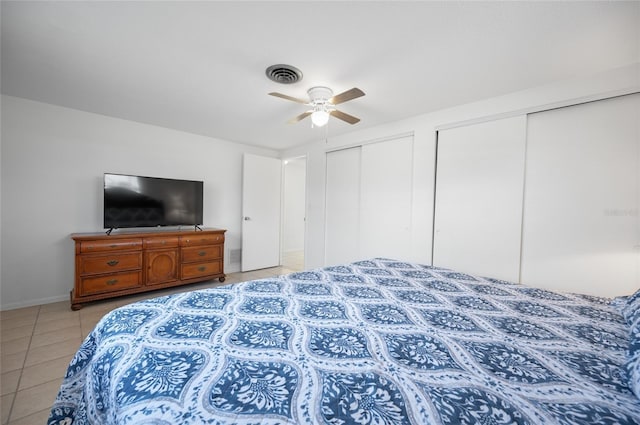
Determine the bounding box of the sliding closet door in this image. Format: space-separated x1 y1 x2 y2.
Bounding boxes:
433 116 526 282
521 94 639 296
325 136 415 265
325 147 361 265
360 136 414 259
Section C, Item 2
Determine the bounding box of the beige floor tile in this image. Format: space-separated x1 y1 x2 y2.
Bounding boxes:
19 356 70 391
0 352 26 374
36 309 79 323
37 302 69 314
0 306 39 322
117 293 156 307
33 316 81 336
0 326 34 344
238 271 261 280
0 337 30 357
80 301 118 314
0 316 37 333
24 339 81 368
7 408 50 425
29 326 82 350
1 393 14 425
78 299 120 316
10 379 61 422
0 371 20 397
80 311 108 331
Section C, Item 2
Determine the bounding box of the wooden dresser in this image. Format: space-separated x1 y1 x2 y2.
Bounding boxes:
70 228 226 310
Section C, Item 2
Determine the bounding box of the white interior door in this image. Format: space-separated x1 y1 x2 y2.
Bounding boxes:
433 116 527 282
242 154 282 271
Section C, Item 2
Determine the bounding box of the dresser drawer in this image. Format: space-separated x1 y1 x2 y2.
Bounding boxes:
181 245 222 263
181 260 223 279
79 253 142 275
180 233 224 247
143 236 179 249
79 271 142 296
80 238 142 253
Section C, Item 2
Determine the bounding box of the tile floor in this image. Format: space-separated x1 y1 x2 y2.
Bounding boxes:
0 265 299 424
281 250 304 271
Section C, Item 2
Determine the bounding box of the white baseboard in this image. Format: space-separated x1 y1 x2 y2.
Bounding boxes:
1 294 69 311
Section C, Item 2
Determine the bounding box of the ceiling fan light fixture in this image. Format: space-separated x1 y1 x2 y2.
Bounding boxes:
269 86 364 127
311 109 330 127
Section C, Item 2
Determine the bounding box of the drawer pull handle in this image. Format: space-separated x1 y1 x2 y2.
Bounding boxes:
198 266 206 272
198 251 206 257
107 260 120 266
106 279 118 285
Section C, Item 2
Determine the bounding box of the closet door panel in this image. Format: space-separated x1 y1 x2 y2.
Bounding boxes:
433 116 526 282
360 136 414 260
521 94 639 296
324 147 361 265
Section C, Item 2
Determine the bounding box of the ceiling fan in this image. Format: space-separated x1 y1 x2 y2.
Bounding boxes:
269 86 365 127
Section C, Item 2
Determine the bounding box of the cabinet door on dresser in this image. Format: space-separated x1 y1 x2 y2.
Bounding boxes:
143 236 179 285
145 250 179 285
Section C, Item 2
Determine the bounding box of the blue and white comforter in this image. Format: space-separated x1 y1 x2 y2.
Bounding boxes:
49 259 640 424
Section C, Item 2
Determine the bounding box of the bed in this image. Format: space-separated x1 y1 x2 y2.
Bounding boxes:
49 258 640 424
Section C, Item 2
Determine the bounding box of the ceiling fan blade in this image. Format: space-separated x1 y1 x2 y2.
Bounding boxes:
330 109 360 125
330 88 365 105
269 92 308 104
288 111 312 124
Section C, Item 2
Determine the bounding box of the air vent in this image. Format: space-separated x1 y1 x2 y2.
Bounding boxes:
265 64 303 84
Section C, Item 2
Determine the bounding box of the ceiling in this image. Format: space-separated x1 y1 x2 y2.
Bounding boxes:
2 1 638 151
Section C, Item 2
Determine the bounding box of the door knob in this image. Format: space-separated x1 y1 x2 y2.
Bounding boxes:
244 217 251 221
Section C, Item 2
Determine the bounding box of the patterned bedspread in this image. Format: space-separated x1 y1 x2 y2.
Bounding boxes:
49 259 640 424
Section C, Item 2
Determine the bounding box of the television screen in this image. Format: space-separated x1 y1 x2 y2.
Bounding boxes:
104 173 203 229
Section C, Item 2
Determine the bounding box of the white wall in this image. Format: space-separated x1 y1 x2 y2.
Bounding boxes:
283 63 639 292
1 64 638 309
0 95 277 310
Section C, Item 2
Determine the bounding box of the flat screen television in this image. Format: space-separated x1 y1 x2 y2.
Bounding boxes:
104 173 203 230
